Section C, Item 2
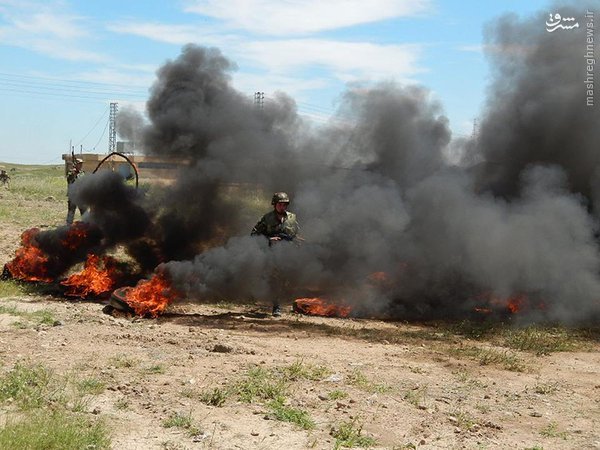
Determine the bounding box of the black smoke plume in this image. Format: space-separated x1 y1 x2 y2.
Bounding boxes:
464 2 600 203
105 1 600 323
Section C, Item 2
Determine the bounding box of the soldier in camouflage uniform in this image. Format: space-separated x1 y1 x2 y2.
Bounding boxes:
0 169 10 188
252 192 300 316
66 158 88 225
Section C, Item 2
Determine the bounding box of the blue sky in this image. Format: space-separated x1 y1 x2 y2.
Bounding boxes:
0 0 552 164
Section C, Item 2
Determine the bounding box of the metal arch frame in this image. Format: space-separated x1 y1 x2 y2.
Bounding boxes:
92 151 139 189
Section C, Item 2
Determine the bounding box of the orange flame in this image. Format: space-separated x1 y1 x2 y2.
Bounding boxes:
293 297 351 318
367 271 388 283
474 292 546 315
506 294 526 313
5 228 52 282
123 273 178 317
60 254 119 298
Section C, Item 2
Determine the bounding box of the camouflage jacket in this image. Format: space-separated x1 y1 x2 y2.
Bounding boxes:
251 210 299 240
67 168 85 184
66 168 84 196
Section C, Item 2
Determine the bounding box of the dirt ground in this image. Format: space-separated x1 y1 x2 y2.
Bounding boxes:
1 191 599 449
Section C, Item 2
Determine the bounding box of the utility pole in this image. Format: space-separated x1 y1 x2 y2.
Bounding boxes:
254 92 264 109
108 102 118 153
472 118 479 139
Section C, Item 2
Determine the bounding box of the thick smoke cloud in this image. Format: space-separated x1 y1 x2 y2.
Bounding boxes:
71 171 151 244
110 1 599 323
464 2 600 203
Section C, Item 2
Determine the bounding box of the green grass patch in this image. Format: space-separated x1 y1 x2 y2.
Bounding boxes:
0 362 58 410
27 310 57 327
328 389 348 400
0 361 112 448
0 199 65 226
449 345 527 372
109 354 139 369
448 321 596 355
162 411 202 436
331 419 377 449
447 320 502 340
179 387 198 399
76 377 106 396
502 326 575 355
533 381 559 395
268 398 315 430
403 385 428 408
0 305 57 328
0 410 110 450
5 165 66 199
199 387 230 407
163 411 194 429
114 398 129 410
449 411 480 431
278 360 331 382
477 348 526 371
347 369 392 394
540 421 568 439
142 364 166 375
205 362 320 428
0 164 67 226
234 366 287 403
11 176 65 200
0 304 19 315
0 280 28 298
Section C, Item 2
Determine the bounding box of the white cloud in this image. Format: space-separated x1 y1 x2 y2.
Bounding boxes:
240 39 424 81
231 71 330 98
108 18 424 84
0 2 108 62
183 0 431 35
458 43 533 57
13 11 87 40
105 20 224 49
74 68 154 92
108 22 199 45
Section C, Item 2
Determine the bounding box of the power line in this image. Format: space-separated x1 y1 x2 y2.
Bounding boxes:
0 71 149 91
0 88 120 105
0 76 146 94
0 86 145 102
296 101 337 115
92 118 110 151
0 81 145 99
0 71 148 105
75 105 110 147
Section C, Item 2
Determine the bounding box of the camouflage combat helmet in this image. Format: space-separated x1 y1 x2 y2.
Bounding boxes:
271 192 290 205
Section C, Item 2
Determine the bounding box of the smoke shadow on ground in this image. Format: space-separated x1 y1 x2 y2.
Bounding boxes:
162 310 510 344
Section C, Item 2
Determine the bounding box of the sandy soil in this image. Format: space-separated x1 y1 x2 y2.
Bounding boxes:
0 209 599 449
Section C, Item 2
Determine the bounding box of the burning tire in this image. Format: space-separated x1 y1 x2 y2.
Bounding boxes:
108 287 135 313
